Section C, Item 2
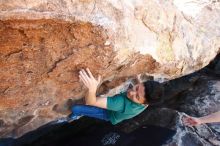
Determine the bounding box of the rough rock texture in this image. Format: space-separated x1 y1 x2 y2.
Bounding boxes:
0 0 220 138
116 56 220 146
1 56 219 146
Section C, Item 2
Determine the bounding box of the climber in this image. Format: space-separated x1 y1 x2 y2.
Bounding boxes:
182 111 220 126
68 68 164 125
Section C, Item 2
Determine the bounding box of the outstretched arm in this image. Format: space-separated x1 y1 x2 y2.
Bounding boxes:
182 111 220 126
79 68 107 109
199 111 220 124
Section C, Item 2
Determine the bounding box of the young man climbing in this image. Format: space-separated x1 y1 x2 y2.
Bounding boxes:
68 68 164 125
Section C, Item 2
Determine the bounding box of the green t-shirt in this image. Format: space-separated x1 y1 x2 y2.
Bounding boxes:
107 92 146 125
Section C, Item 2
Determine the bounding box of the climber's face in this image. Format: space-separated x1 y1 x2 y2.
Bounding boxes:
127 83 146 105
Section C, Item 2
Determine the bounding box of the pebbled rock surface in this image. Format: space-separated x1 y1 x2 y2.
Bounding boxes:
0 0 220 138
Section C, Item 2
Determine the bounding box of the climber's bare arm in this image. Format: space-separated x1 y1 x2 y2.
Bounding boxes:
79 68 107 109
182 111 220 126
199 111 220 124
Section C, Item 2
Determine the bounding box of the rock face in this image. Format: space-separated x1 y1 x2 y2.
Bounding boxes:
1 58 219 146
0 0 220 138
116 56 220 146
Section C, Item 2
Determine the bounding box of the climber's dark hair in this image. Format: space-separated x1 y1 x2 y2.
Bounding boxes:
143 81 164 105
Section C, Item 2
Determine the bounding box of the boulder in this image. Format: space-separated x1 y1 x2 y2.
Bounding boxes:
0 0 219 138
